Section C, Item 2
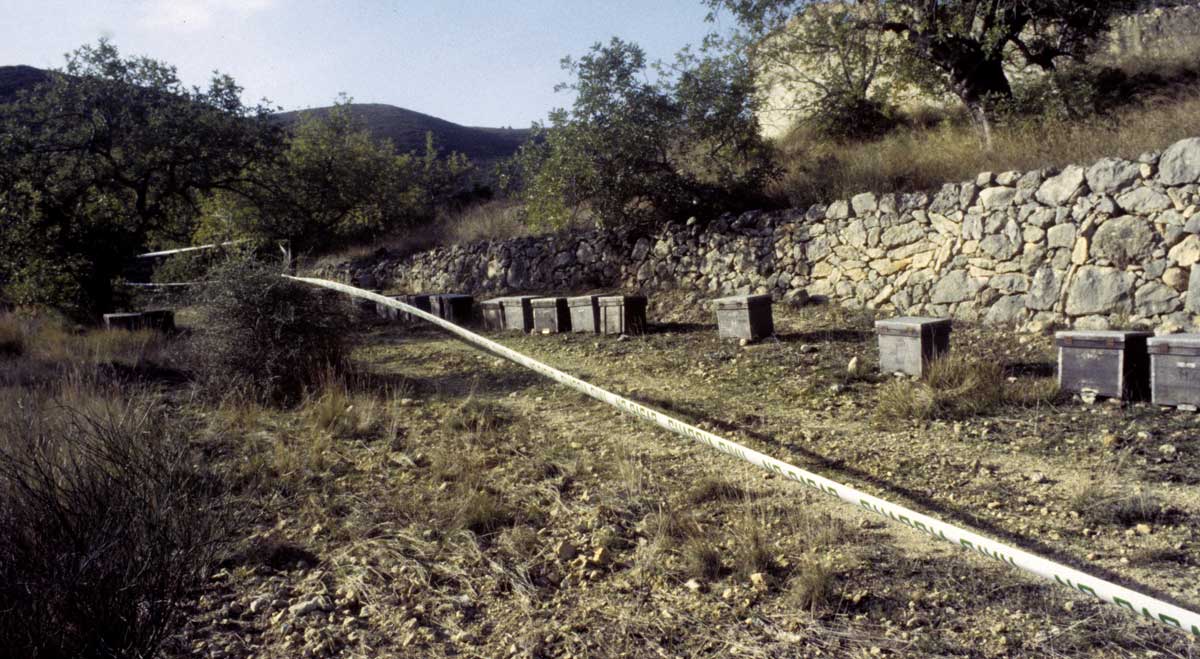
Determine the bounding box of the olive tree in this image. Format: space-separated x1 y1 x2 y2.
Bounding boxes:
708 0 1138 147
0 40 281 317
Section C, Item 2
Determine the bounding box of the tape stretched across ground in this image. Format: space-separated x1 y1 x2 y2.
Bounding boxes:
288 275 1200 637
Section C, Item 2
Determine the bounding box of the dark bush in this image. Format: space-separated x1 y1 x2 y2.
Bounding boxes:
809 91 899 142
189 253 350 405
0 387 226 659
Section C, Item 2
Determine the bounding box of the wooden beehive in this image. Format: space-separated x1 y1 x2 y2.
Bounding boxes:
481 298 507 331
379 294 433 323
712 294 774 341
875 317 952 377
501 296 537 332
532 297 571 334
432 294 474 325
1055 330 1151 401
568 295 602 334
598 295 647 335
1147 334 1200 409
103 310 175 332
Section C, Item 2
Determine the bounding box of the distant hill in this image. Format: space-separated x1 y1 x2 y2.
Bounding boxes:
0 66 531 164
274 104 531 164
0 65 51 103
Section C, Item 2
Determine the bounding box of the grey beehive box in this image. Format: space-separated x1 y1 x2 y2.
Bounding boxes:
568 295 602 334
599 295 647 335
1055 330 1151 401
1147 334 1200 408
432 294 473 325
532 297 571 334
481 298 507 331
501 296 537 332
712 294 774 341
876 317 952 377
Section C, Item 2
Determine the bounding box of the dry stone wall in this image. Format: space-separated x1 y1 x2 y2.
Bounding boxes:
343 137 1200 331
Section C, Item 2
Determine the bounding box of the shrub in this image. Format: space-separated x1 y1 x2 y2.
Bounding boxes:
0 385 226 659
808 91 898 142
189 253 349 406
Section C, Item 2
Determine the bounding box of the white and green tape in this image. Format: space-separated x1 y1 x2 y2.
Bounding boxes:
289 275 1200 637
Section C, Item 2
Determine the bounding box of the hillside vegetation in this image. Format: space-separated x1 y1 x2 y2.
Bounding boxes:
274 103 530 165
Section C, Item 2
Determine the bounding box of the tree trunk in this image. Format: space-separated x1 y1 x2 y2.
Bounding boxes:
948 54 1012 152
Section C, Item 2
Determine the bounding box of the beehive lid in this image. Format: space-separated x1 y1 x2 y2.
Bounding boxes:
711 294 772 310
1148 333 1200 356
1055 330 1152 349
599 295 645 306
876 316 952 337
435 293 472 300
568 295 603 307
502 295 538 303
481 297 506 305
531 297 565 308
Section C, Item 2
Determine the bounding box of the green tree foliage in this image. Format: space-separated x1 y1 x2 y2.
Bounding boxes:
0 40 281 317
510 38 776 229
709 0 1138 147
198 99 473 252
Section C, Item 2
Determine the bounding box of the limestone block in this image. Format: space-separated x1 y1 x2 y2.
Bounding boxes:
1169 235 1200 267
1091 215 1156 264
1158 137 1200 186
1036 165 1086 206
1116 187 1172 214
1086 157 1141 195
1065 266 1134 316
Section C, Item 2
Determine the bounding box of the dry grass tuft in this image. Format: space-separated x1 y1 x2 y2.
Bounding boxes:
685 476 746 505
1071 485 1164 527
445 397 511 438
876 354 1004 421
729 512 774 580
441 200 534 244
784 557 839 612
773 92 1200 208
681 539 724 581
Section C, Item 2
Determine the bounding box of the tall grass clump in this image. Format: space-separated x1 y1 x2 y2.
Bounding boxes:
189 254 350 406
876 354 1004 421
0 385 227 659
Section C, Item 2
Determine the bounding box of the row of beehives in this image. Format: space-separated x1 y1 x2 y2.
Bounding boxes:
375 291 1200 410
877 316 1200 411
373 293 649 335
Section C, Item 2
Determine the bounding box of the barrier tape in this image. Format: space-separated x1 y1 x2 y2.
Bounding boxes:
136 240 248 259
287 275 1200 637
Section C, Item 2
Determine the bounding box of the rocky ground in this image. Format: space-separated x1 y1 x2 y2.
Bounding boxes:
172 295 1200 658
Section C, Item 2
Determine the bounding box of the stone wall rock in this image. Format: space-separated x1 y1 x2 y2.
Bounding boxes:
332 137 1200 332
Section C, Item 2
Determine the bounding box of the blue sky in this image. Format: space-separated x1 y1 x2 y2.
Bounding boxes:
0 0 724 127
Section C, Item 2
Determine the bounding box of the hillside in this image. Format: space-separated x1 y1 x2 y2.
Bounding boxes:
275 103 531 163
0 66 530 164
0 65 50 103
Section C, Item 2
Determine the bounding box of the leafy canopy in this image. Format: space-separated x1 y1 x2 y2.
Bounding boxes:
510 37 776 229
0 40 281 317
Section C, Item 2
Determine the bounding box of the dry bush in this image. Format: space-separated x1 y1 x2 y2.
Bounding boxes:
442 200 534 244
772 92 1200 208
876 354 1005 421
189 254 350 406
0 384 226 659
0 313 25 357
